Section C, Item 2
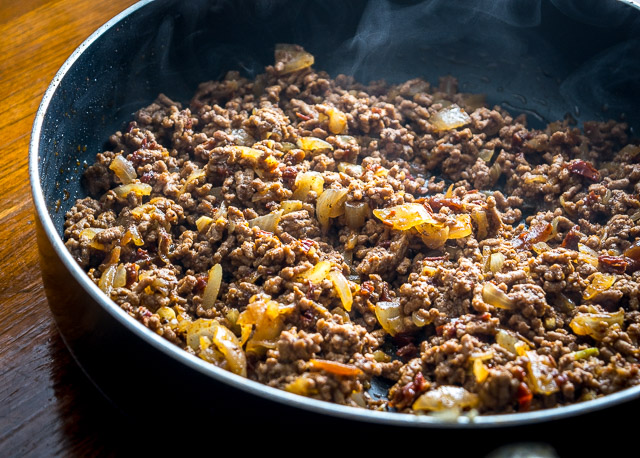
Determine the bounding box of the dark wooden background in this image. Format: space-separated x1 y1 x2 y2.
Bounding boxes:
0 1 138 455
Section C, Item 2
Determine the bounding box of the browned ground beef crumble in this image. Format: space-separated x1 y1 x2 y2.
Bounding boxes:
64 45 640 416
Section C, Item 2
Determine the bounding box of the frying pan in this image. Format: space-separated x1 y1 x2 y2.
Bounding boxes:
29 0 640 438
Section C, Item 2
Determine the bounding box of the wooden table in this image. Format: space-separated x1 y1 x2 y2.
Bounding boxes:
0 1 138 455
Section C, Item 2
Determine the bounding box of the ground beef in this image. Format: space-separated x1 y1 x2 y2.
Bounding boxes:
64 44 640 418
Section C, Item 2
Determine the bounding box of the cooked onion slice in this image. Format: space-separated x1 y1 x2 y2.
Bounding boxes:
430 104 471 132
297 260 332 284
280 200 303 215
292 171 324 200
180 168 206 195
79 227 106 250
237 298 294 356
326 107 348 134
285 375 317 396
582 272 616 300
482 283 514 310
374 300 404 336
524 350 559 395
308 359 362 377
122 225 144 246
412 386 479 412
248 210 283 233
275 43 314 75
297 137 333 153
202 263 222 310
487 252 505 273
114 182 152 199
196 216 213 233
211 321 247 377
344 201 369 230
448 214 473 239
328 270 353 312
495 329 530 355
109 155 136 184
316 188 348 230
416 222 449 249
569 308 624 340
98 263 117 295
374 203 437 231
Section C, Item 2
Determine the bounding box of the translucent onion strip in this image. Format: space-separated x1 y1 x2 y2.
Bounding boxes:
292 171 324 200
412 386 479 412
328 270 353 312
202 263 223 310
344 201 369 230
482 283 514 309
109 155 136 184
316 188 348 230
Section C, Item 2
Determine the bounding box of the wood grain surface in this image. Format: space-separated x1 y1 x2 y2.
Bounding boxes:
0 1 138 455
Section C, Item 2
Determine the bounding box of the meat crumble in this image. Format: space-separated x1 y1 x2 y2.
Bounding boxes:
64 44 640 417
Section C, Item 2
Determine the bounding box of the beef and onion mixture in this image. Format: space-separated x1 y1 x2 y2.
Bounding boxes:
64 45 640 416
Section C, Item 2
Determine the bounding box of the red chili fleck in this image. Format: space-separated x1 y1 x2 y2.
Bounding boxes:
516 382 533 411
141 137 148 149
371 107 384 115
282 166 298 182
134 248 151 263
429 196 464 212
598 255 629 274
396 343 418 360
299 238 315 253
194 274 208 293
296 112 312 121
514 222 553 250
584 190 600 206
300 309 315 327
125 263 139 287
391 371 427 409
140 171 157 184
561 225 580 251
566 159 601 182
359 281 375 297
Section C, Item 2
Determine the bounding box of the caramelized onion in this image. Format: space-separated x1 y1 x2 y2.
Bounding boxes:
524 350 559 395
292 171 324 200
297 260 332 284
316 188 348 230
326 107 348 134
582 272 616 300
109 154 136 184
328 270 353 312
113 182 152 199
275 43 314 75
308 359 362 377
570 308 624 340
297 137 333 153
482 283 514 310
237 298 294 355
448 214 473 239
202 263 222 310
374 300 404 336
412 386 479 412
373 203 436 231
344 201 369 230
248 210 283 233
430 104 471 132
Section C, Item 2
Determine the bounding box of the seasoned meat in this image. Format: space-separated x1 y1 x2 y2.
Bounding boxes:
64 44 640 417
